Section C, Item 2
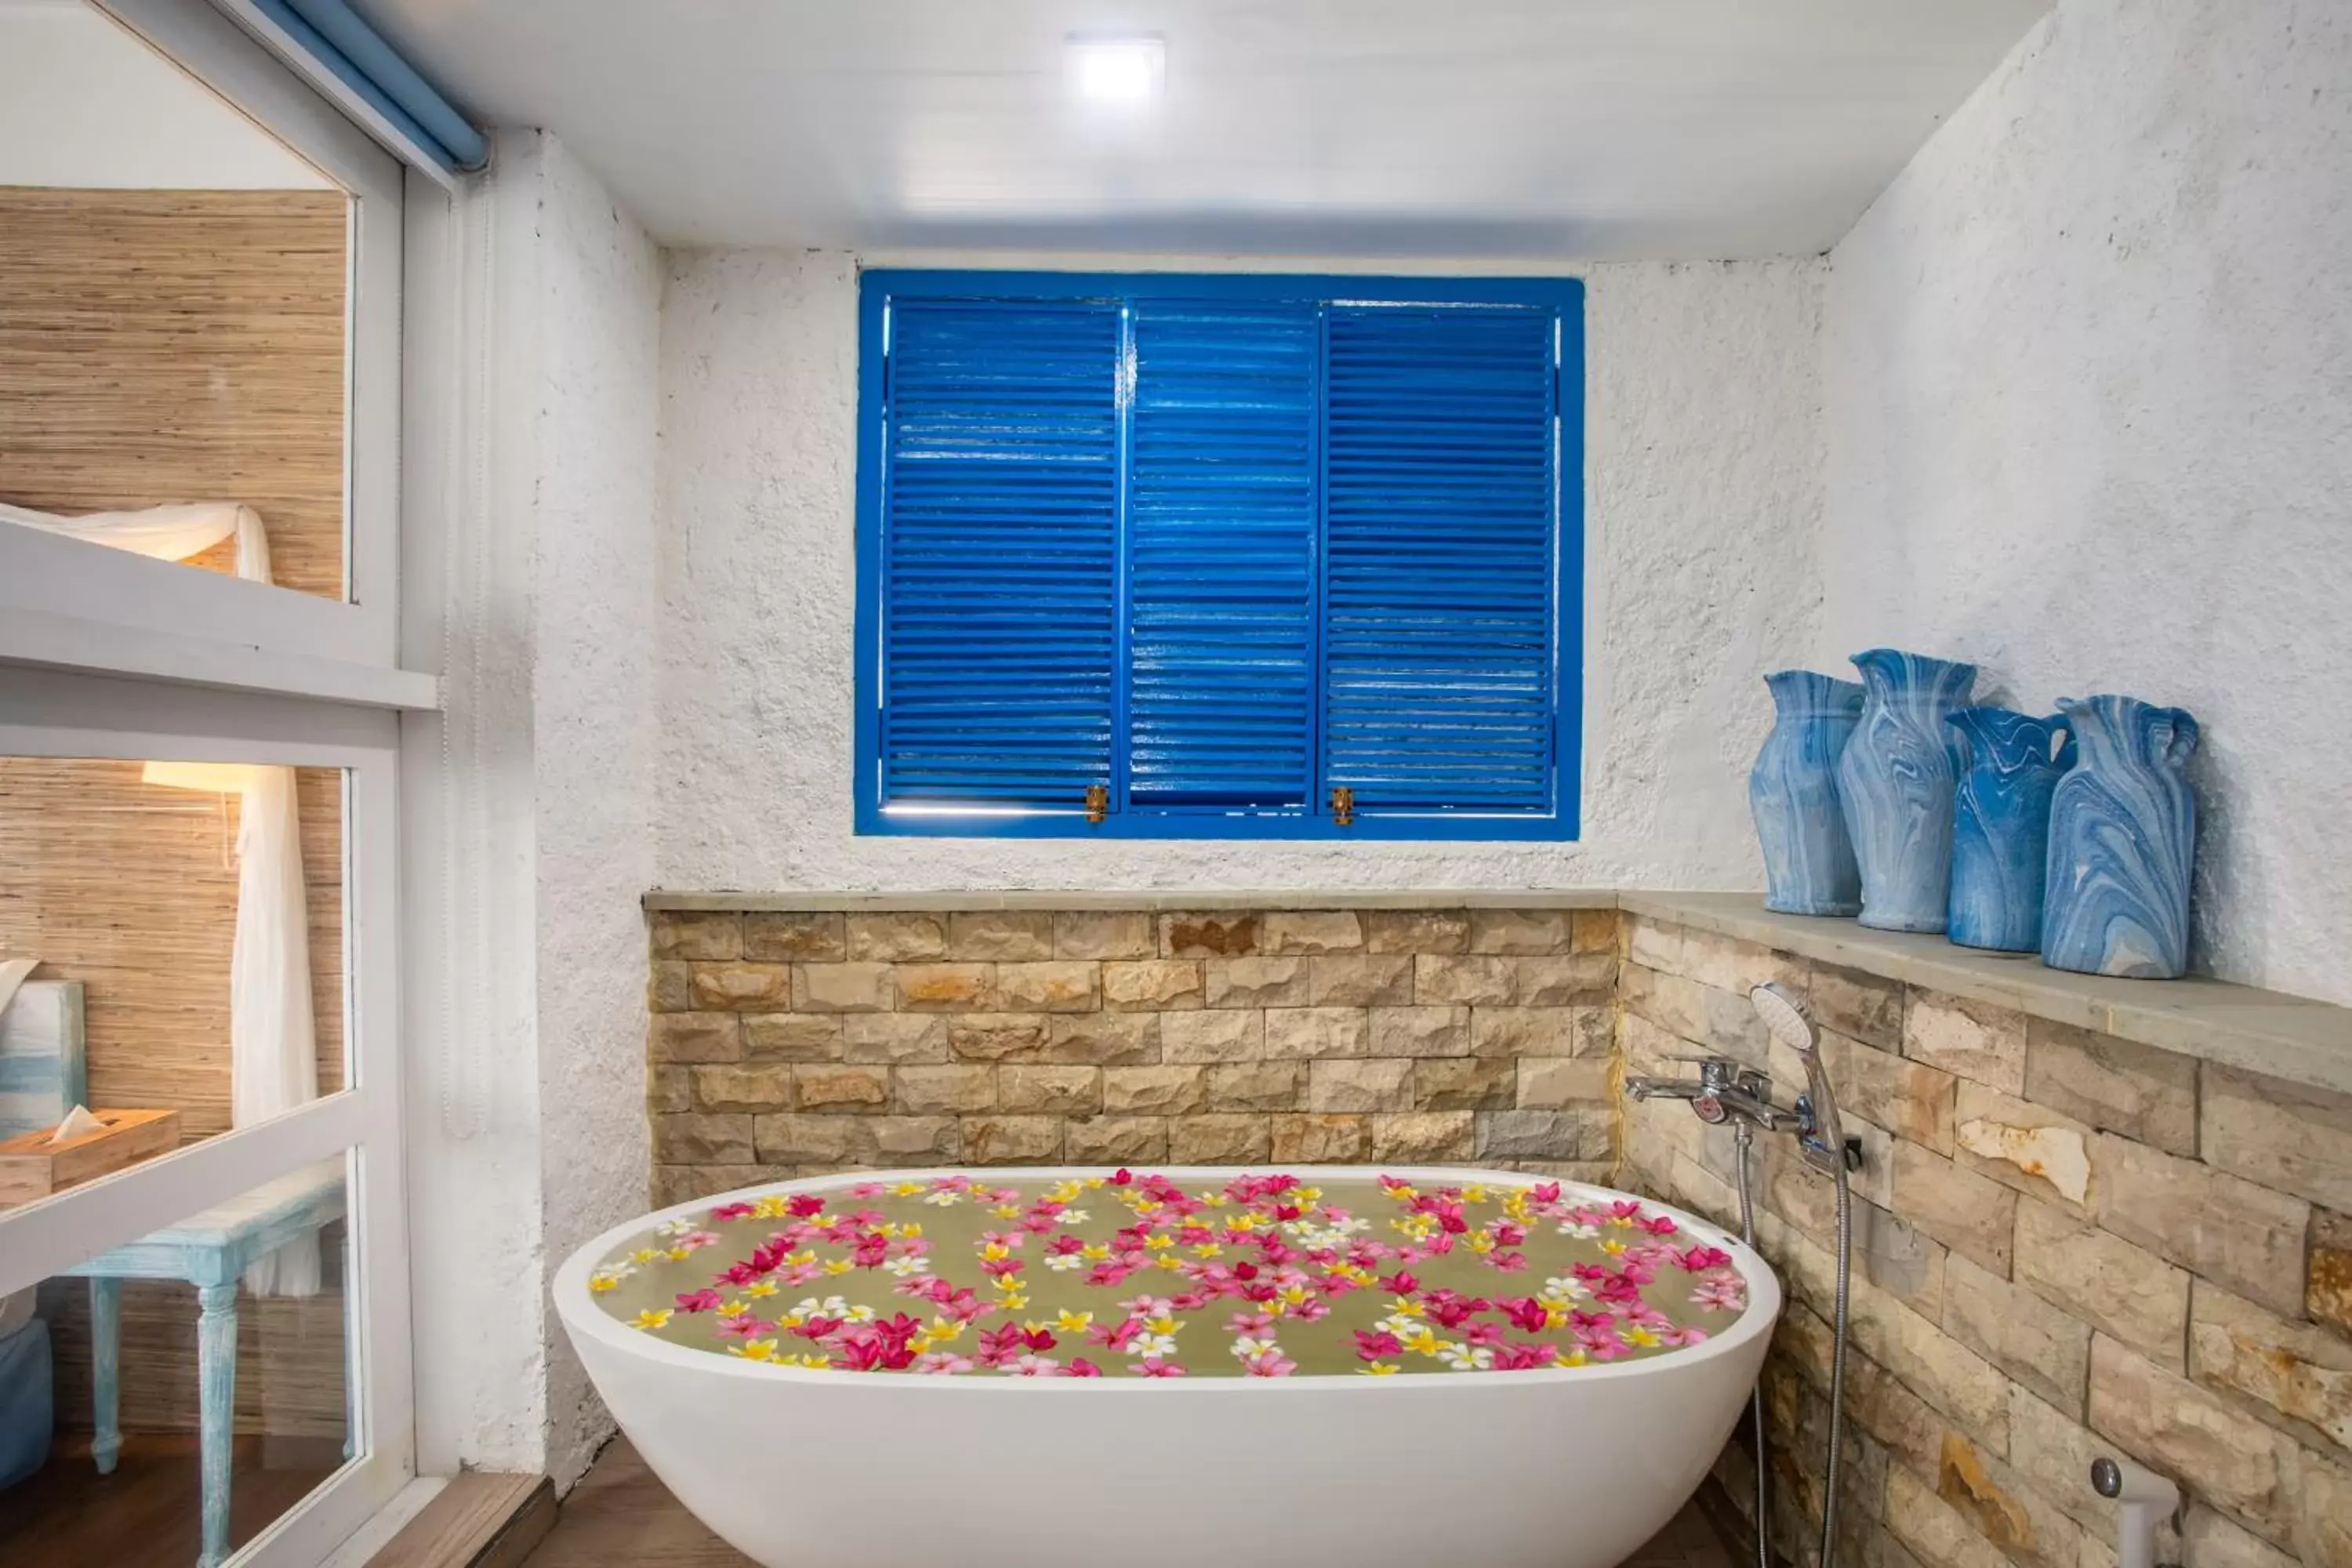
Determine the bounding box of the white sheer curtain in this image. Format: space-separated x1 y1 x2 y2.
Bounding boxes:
2 502 321 1296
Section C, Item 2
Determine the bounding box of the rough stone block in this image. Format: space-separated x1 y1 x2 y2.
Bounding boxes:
1904 991 2027 1094
1169 1113 1272 1163
2295 1448 2352 1568
1943 1251 2093 1417
753 1113 856 1165
2090 1132 2311 1317
647 960 693 1013
845 912 949 961
1620 962 1708 1043
2314 1208 2352 1338
2013 1198 2190 1367
1053 910 1154 960
1514 1057 1612 1108
1101 1065 1207 1116
1206 956 1310 1008
2202 1064 2352 1213
649 1012 742 1065
1102 959 1204 1011
997 1065 1103 1116
1626 919 1682 975
688 962 792 1011
995 960 1100 1013
1570 909 1618 955
748 1020 851 1067
1475 1108 1608 1161
946 1013 1051 1062
1308 1057 1414 1112
1469 1005 1599 1058
1933 1429 2092 1568
891 1064 994 1116
2183 1506 2301 1568
742 911 845 963
1369 1111 1475 1162
1261 910 1364 955
2189 1279 2352 1455
1272 1113 1369 1163
2022 1017 2197 1156
1203 1062 1301 1112
650 910 740 961
1305 953 1414 1007
1160 1009 1263 1063
691 1065 795 1114
1407 1056 1513 1112
894 962 998 1011
1466 909 1573 955
1160 911 1258 956
1891 1141 2016 1274
1810 960 1905 1051
647 1064 693 1114
944 910 1054 960
866 1116 960 1161
2089 1335 2302 1549
1065 1116 1169 1164
1045 1011 1158 1065
961 1116 1065 1165
1886 1461 2012 1568
1262 1007 1370 1060
793 1065 890 1114
1816 1030 1957 1155
793 962 895 1013
1370 1005 1470 1058
841 1014 950 1065
652 1112 753 1165
1509 954 1617 1006
1954 1081 2094 1209
1675 927 1803 998
1414 953 1515 1006
1363 909 1468 954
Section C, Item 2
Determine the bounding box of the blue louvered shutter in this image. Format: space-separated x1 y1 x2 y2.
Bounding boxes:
1125 301 1320 808
877 299 1122 811
1322 305 1559 815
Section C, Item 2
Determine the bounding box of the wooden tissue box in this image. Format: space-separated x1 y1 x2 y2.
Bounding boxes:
0 1109 181 1208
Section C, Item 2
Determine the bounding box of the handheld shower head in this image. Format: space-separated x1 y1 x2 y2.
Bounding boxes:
1750 982 1816 1054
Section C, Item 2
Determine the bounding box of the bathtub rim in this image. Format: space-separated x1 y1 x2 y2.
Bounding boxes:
554 1163 1781 1393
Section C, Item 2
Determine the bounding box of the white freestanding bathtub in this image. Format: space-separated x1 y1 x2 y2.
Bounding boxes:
555 1166 1778 1568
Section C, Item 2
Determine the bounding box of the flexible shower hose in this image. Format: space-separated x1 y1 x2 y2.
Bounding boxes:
1731 1122 1853 1568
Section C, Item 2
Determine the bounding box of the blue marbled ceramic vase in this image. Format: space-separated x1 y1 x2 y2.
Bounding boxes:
1947 708 2076 953
1750 670 1867 916
1837 648 1979 934
2041 695 2199 978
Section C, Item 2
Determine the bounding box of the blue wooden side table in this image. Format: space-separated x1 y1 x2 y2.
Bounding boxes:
60 1160 349 1568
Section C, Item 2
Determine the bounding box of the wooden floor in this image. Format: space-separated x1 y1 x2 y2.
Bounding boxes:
0 1430 341 1567
523 1437 1733 1568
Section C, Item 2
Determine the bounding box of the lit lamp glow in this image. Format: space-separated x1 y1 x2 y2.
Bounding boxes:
1066 34 1164 105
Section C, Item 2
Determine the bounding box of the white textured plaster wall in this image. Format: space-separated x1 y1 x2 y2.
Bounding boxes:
401 130 659 1486
1821 0 2352 1003
528 135 662 1490
655 251 1824 893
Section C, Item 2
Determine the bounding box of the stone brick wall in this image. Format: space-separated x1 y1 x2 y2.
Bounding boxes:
644 906 1621 1210
1619 916 2352 1568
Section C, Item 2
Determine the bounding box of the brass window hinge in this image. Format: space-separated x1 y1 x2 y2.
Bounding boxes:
1329 786 1355 827
1084 783 1109 825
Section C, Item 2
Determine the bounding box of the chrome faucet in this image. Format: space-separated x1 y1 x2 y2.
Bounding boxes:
1625 1054 1799 1132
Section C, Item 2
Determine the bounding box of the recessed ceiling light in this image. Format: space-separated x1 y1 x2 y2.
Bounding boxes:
1066 34 1164 106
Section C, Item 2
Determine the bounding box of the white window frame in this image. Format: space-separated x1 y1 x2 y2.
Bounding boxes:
0 0 427 703
0 7 433 1563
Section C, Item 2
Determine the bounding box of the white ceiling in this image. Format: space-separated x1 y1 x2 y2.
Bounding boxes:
356 0 2049 259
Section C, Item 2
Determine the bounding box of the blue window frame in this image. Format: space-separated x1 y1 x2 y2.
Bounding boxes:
854 269 1584 840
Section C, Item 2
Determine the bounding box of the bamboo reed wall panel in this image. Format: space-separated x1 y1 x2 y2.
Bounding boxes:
0 187 349 597
0 760 346 1141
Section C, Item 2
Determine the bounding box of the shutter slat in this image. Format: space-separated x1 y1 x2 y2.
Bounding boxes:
1322 306 1557 814
1124 301 1319 807
880 299 1119 808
